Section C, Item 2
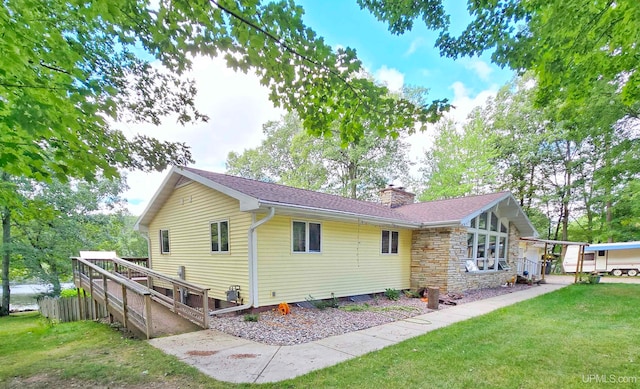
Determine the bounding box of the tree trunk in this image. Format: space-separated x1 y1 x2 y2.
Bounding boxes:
348 161 357 199
1 207 10 316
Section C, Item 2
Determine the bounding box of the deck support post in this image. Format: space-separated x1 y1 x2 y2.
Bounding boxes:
202 290 209 328
144 294 152 339
103 274 111 322
121 284 129 330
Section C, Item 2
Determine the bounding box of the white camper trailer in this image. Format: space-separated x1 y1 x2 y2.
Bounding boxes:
563 242 640 276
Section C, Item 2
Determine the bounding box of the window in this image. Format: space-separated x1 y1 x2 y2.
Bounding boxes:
292 221 321 253
382 230 399 254
466 211 509 271
210 221 229 252
159 229 170 254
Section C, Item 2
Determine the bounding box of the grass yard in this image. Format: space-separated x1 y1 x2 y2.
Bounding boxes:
1 284 639 388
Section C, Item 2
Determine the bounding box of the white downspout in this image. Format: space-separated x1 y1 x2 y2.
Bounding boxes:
211 207 275 315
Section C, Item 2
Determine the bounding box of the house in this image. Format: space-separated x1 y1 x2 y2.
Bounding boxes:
134 166 537 310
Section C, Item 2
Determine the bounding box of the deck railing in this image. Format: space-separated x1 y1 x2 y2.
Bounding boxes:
108 257 210 329
516 257 542 277
72 257 154 338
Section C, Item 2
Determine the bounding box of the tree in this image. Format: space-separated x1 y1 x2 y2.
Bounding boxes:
1 0 447 186
10 176 138 296
2 0 451 315
487 74 548 210
227 112 411 200
359 0 640 108
420 112 498 201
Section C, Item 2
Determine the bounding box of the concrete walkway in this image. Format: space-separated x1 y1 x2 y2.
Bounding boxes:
149 278 574 384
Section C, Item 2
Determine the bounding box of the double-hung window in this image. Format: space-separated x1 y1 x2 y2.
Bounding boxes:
210 220 229 253
292 221 321 253
159 229 170 254
381 230 399 254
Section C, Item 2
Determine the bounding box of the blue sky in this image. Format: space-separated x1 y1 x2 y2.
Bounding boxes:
298 1 513 101
123 2 515 216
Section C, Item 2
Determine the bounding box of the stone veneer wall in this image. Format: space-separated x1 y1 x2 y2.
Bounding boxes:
410 223 522 294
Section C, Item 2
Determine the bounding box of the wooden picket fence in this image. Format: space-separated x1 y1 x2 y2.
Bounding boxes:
38 296 107 323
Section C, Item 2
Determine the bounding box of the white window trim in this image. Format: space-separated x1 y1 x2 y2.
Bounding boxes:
210 219 230 254
381 229 400 255
159 229 170 254
292 220 322 254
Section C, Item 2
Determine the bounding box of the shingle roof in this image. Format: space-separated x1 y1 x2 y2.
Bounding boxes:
182 167 513 226
182 167 414 222
394 192 511 224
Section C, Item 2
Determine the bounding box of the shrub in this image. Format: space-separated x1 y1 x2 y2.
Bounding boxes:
60 288 84 298
306 293 339 310
403 290 421 298
384 288 400 301
243 313 259 322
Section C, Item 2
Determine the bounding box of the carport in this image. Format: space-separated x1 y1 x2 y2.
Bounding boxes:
520 237 590 283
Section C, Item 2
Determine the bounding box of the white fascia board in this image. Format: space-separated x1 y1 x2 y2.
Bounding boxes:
257 201 420 229
419 220 463 229
174 167 260 211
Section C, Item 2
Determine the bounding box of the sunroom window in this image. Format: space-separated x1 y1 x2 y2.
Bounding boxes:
466 211 509 271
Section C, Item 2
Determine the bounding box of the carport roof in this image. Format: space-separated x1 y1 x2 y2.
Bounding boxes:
585 241 640 251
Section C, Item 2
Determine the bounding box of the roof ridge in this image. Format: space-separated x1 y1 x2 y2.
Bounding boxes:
183 166 394 209
400 191 510 207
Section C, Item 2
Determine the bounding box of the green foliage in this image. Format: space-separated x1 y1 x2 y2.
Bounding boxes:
419 113 498 201
359 1 640 109
9 175 144 296
384 288 400 301
339 303 371 312
243 313 259 322
403 290 421 298
227 112 412 200
58 288 91 299
305 294 340 310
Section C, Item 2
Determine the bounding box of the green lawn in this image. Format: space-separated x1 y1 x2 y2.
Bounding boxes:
2 284 639 388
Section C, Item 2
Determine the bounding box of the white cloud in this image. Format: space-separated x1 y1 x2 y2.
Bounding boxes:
447 81 498 123
405 37 425 56
374 65 405 92
461 59 493 81
121 55 283 216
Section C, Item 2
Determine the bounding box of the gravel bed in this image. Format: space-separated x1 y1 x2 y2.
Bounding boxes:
209 284 535 346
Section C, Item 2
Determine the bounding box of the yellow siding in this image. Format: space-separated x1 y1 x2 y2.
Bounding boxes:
148 181 252 301
256 215 411 306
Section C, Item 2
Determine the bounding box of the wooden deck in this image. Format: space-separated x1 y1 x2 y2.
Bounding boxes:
72 257 209 339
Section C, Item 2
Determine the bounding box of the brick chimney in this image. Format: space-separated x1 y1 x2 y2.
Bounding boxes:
379 184 415 208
